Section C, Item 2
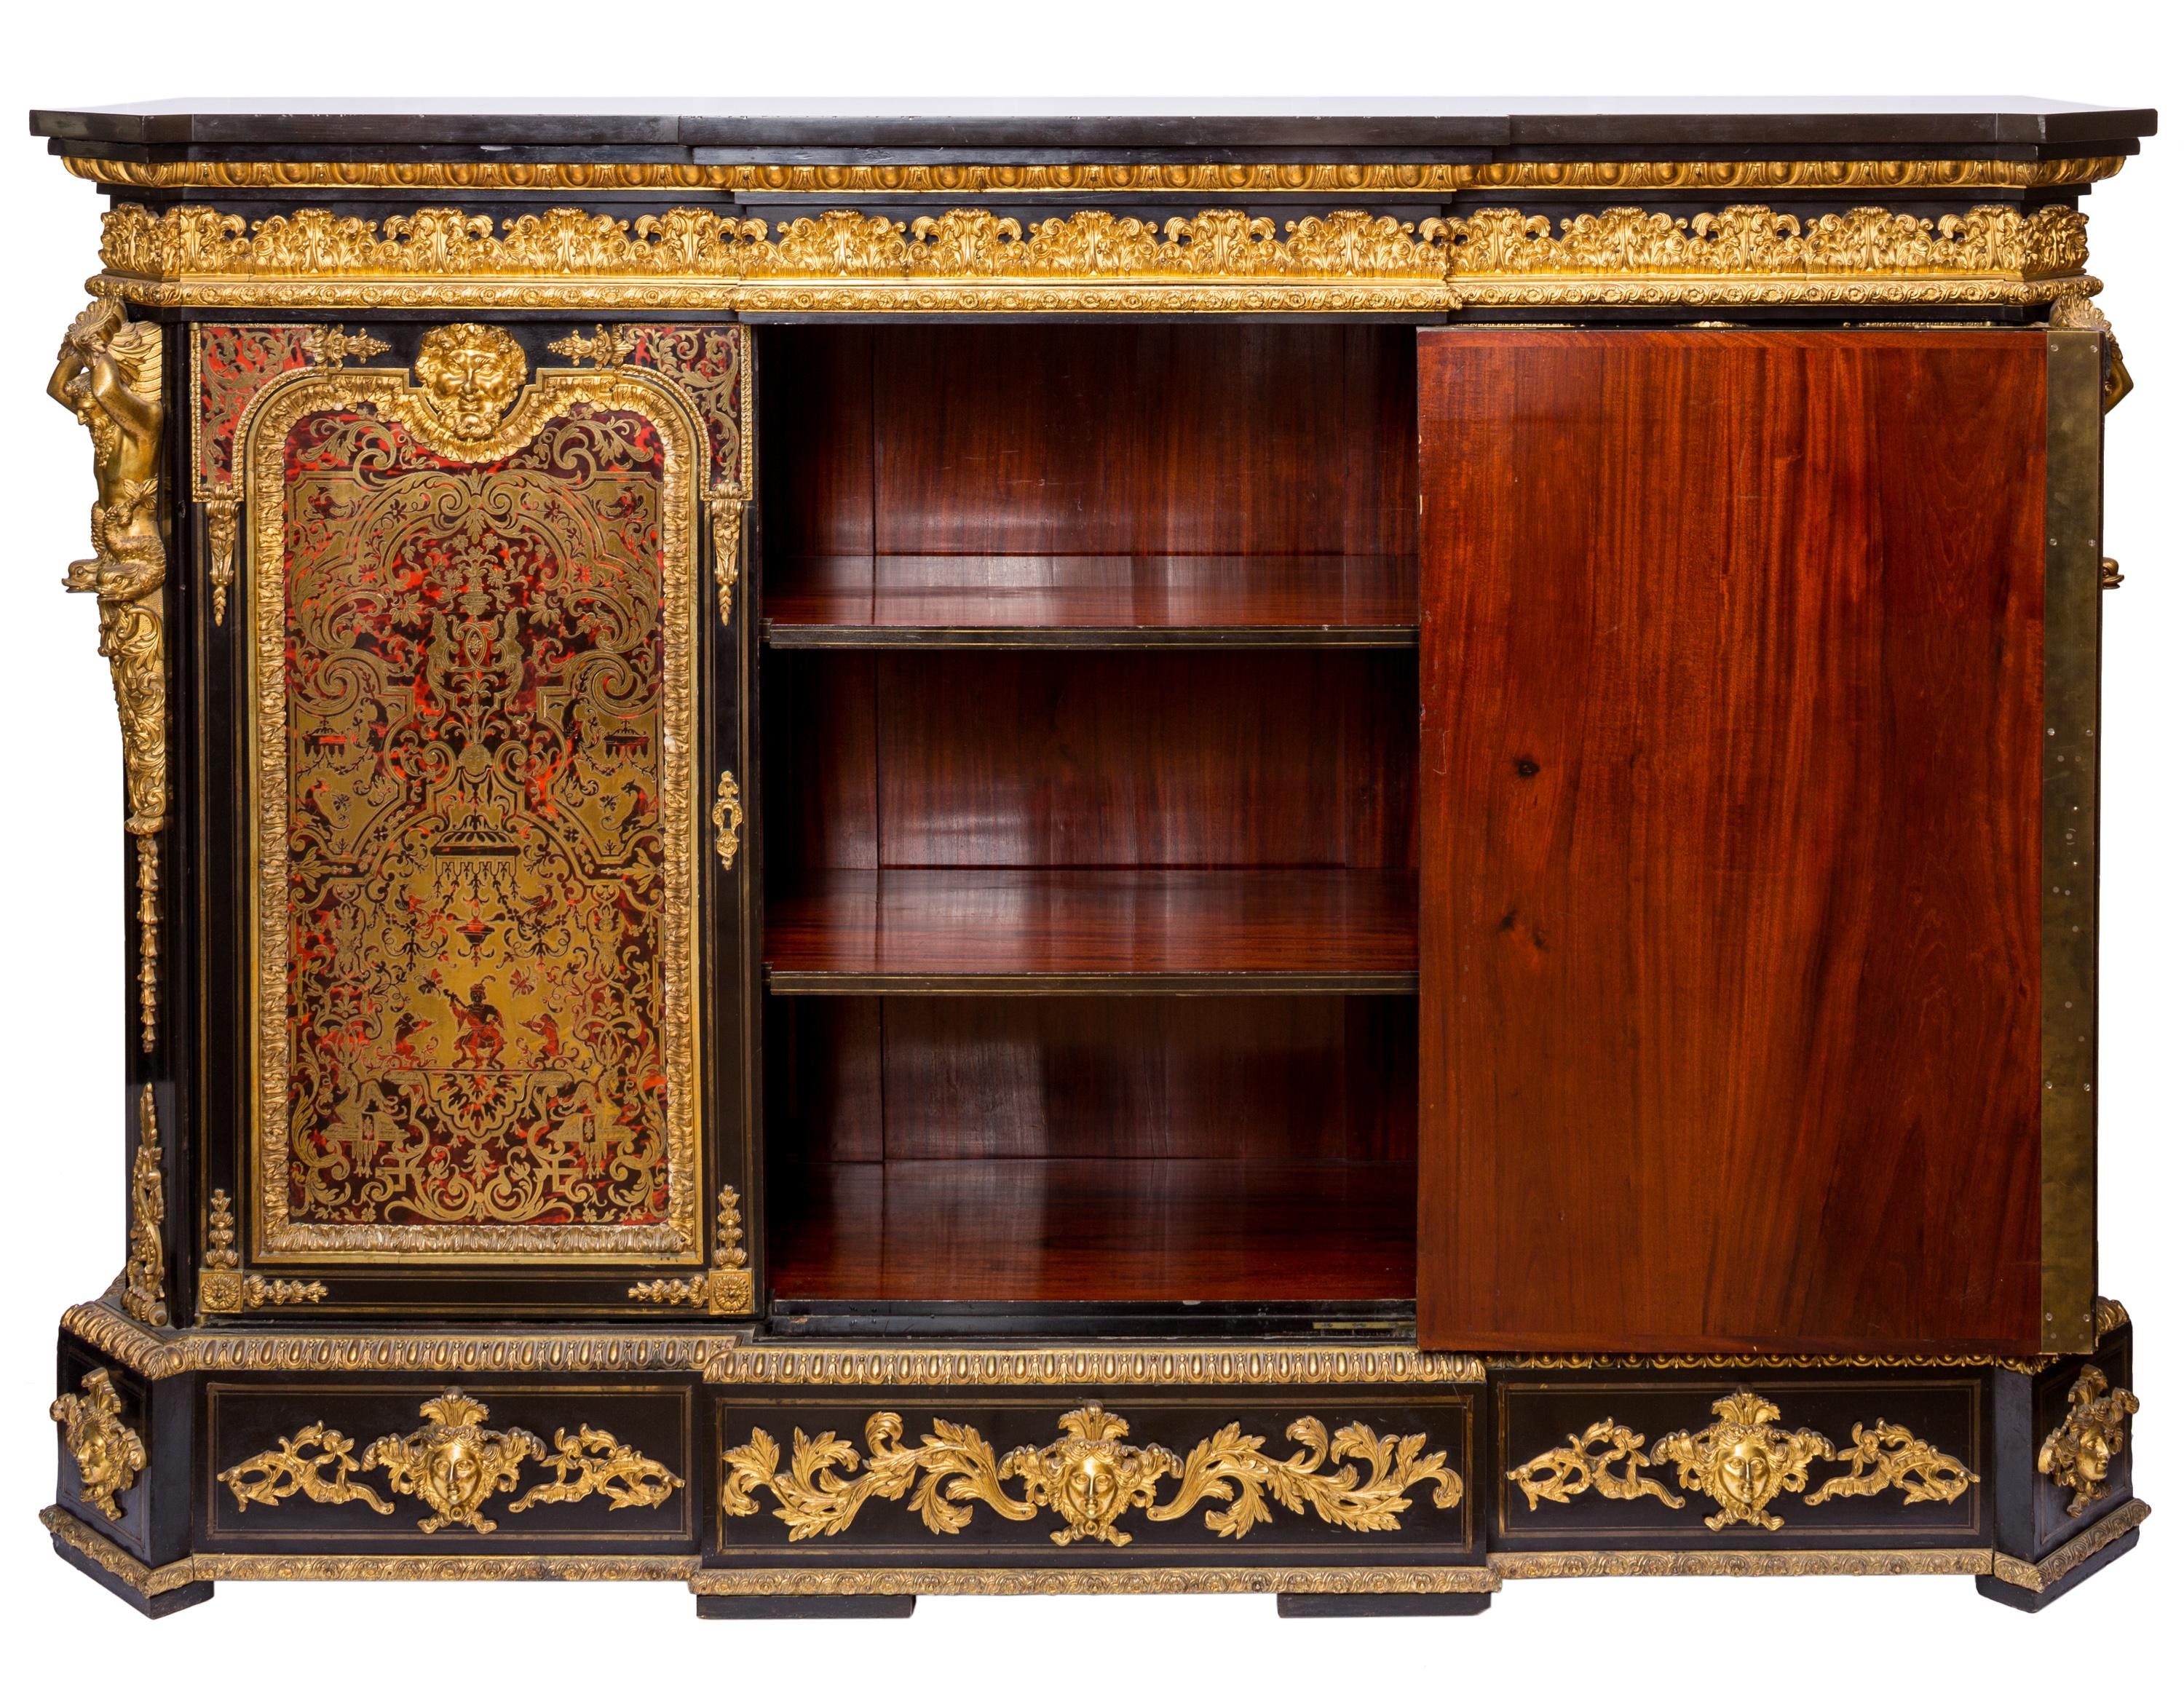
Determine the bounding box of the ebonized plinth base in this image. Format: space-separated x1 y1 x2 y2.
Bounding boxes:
1277 1591 1493 1617
51 1531 215 1619
697 1594 917 1620
44 1301 2145 1619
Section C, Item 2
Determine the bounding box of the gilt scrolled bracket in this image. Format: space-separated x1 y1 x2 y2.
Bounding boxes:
50 300 167 1051
2051 293 2134 411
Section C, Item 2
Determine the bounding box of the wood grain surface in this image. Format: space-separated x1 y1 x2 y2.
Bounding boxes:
1416 328 2047 1354
765 868 1416 986
769 1157 1416 1302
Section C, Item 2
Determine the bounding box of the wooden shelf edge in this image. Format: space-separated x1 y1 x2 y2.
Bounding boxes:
765 970 1420 996
763 624 1418 649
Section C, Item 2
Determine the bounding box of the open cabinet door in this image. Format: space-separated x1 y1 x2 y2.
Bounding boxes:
1416 327 2102 1355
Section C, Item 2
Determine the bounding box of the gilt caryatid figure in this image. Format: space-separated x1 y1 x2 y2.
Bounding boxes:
50 298 167 1049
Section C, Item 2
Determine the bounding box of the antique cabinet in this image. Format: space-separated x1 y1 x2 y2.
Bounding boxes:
29 98 2153 1619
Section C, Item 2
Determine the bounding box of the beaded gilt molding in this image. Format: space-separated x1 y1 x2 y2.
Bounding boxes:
65 154 2128 194
91 201 2096 312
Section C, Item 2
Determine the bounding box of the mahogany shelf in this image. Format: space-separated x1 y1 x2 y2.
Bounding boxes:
767 1157 1417 1302
764 868 1418 994
762 554 1419 648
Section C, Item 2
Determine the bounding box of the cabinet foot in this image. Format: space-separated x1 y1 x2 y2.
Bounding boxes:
696 1593 917 1620
1276 1590 1492 1618
50 1533 213 1619
1979 1521 2142 1612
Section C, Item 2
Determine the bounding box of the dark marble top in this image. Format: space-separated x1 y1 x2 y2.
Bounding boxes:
28 98 2159 154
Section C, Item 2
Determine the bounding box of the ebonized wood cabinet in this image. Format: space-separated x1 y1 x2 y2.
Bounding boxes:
28 97 2153 1620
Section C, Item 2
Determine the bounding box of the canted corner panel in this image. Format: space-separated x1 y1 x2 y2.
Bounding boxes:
242 327 715 1266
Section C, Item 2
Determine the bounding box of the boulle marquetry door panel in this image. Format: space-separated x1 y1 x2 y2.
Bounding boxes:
1416 328 2094 1356
197 322 753 1315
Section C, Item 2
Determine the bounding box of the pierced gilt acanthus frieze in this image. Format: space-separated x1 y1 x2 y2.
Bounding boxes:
248 344 703 1261
51 1368 146 1521
122 1087 167 1326
50 301 167 1050
94 202 2095 313
721 1404 1461 1546
218 1390 682 1534
1506 1392 1977 1531
2038 1365 2139 1517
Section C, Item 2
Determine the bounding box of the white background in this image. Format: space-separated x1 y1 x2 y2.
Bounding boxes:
0 4 2172 1678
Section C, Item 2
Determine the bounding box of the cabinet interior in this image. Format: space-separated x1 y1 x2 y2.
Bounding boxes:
757 322 1421 1312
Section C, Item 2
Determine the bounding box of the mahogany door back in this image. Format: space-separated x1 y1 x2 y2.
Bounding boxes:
1416 329 2049 1353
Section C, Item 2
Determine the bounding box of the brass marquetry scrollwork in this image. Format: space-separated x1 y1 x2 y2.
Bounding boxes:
247 344 704 1263
49 300 167 1050
218 1390 682 1534
1506 1392 1977 1531
2038 1364 2140 1517
191 320 388 626
51 1368 147 1521
721 1403 1461 1546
